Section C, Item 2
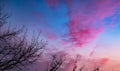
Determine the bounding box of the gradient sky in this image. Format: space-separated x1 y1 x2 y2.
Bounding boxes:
1 0 120 70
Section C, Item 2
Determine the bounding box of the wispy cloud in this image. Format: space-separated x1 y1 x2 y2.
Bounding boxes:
65 0 120 47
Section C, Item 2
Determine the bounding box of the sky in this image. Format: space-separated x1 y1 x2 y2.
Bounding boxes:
1 0 120 70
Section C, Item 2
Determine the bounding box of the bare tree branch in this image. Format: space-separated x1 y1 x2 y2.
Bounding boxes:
49 54 65 71
0 5 47 71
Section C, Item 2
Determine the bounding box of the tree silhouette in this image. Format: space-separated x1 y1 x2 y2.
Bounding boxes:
72 57 78 71
93 66 100 71
72 55 85 71
48 54 65 71
0 6 46 71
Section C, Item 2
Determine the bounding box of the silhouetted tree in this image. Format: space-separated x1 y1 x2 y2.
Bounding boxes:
0 6 46 71
93 67 100 71
72 57 78 71
72 55 84 71
79 65 84 71
48 54 65 71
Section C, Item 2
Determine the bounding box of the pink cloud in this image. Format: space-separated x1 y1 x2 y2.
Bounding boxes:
99 58 109 66
39 22 58 40
65 0 120 47
44 30 57 40
45 0 59 7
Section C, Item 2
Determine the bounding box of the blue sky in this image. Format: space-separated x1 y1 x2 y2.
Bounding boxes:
1 0 120 64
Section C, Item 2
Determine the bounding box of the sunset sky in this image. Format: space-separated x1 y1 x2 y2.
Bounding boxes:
1 0 120 70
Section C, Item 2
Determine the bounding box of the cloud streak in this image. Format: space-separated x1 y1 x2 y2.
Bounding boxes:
65 0 120 47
